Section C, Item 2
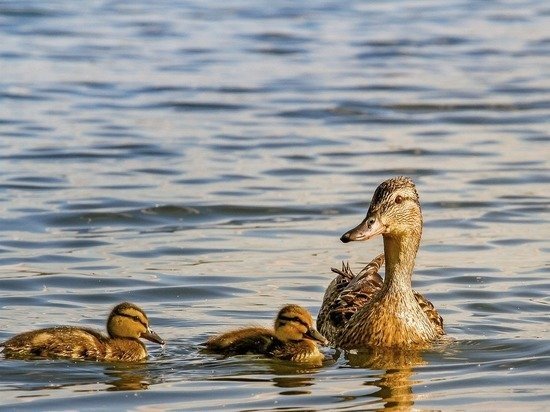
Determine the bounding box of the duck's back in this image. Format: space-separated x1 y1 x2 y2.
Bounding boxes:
205 327 276 356
1 326 148 361
1 326 108 359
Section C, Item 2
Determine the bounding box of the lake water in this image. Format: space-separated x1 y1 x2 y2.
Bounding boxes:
0 0 549 410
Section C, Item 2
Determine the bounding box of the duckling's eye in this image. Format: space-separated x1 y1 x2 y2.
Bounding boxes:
132 316 141 322
395 195 403 204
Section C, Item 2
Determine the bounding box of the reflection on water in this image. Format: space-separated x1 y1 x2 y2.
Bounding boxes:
104 364 153 391
0 0 548 410
0 359 160 392
346 349 428 411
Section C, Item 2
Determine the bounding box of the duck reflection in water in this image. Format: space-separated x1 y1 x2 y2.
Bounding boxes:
343 347 429 411
104 363 162 391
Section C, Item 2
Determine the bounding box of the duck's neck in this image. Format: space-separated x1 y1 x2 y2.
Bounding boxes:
381 228 421 296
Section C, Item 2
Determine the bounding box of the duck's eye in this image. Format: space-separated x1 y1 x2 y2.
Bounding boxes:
133 316 141 322
395 195 403 204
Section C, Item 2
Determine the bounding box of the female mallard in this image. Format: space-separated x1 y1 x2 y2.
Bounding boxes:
1 302 164 362
318 176 444 349
205 304 327 363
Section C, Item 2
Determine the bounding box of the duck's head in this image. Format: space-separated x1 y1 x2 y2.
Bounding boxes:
341 176 422 243
274 304 328 344
107 302 164 345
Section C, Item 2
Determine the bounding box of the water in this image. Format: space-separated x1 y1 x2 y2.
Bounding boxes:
0 0 549 410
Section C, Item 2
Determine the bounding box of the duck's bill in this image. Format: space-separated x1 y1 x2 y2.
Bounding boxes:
142 328 165 345
305 328 328 345
340 216 386 243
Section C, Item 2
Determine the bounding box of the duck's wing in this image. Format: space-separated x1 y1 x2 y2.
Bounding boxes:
414 292 445 335
329 254 384 329
317 262 355 341
317 254 384 342
317 261 355 337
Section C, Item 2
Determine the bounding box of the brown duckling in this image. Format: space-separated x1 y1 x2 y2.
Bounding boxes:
205 304 327 363
1 302 164 362
318 176 444 349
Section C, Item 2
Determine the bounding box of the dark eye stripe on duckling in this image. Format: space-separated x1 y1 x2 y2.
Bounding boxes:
278 315 309 328
115 310 148 328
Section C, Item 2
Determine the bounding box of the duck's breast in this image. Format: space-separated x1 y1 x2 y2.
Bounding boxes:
105 338 148 362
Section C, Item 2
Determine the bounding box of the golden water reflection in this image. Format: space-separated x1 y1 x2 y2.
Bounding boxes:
104 363 154 391
345 348 427 411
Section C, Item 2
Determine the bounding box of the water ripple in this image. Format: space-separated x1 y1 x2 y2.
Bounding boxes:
0 0 548 409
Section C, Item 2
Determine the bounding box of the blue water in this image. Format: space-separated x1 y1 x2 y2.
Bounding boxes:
0 0 549 410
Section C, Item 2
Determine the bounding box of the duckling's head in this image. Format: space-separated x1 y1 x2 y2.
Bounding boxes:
341 176 422 243
274 304 328 344
107 302 164 345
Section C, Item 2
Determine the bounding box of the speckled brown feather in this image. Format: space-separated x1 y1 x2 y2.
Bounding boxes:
317 254 384 341
413 292 444 335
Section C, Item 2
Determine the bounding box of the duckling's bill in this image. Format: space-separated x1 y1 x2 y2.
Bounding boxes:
141 327 164 345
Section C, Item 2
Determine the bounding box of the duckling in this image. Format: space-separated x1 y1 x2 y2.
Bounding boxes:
1 302 164 362
205 304 327 363
318 176 444 349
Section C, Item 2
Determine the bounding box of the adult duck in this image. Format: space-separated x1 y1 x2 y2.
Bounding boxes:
317 176 444 349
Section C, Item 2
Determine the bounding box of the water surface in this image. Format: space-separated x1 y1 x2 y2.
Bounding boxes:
0 0 549 410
